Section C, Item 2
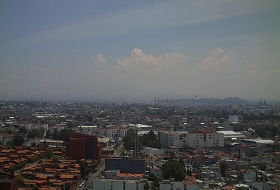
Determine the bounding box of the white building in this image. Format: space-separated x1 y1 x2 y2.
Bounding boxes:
140 147 165 156
205 133 224 148
99 126 128 137
92 179 150 190
158 131 188 148
159 178 200 190
158 131 224 148
187 133 205 148
79 125 98 135
216 130 244 139
229 115 238 123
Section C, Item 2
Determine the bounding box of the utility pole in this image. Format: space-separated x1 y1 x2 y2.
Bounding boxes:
135 125 138 157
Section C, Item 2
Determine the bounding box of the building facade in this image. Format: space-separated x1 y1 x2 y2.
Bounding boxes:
105 156 146 174
66 134 102 160
0 171 17 190
158 131 224 148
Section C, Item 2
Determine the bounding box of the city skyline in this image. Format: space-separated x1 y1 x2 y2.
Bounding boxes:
1 1 280 101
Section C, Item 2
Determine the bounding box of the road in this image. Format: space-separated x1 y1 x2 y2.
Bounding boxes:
75 143 124 190
76 161 105 190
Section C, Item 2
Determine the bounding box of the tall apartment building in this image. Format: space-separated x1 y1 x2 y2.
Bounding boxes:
158 131 187 148
158 131 224 148
188 132 224 148
66 134 102 160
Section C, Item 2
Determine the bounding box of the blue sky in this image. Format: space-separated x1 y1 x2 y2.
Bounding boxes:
1 0 280 101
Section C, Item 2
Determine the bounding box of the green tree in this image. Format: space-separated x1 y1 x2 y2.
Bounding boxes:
13 134 24 146
27 128 44 139
91 160 97 172
58 128 75 144
247 149 258 157
52 155 59 163
220 160 228 177
17 175 25 187
139 130 160 148
161 160 187 181
45 129 51 139
144 182 150 190
19 127 28 134
31 142 37 147
232 124 245 131
6 139 13 146
52 128 58 140
79 160 88 178
151 178 160 190
67 121 78 128
87 116 93 122
42 140 48 147
180 142 188 152
147 130 157 140
52 162 59 169
44 147 53 159
258 162 266 171
122 128 136 149
33 184 39 190
39 127 45 138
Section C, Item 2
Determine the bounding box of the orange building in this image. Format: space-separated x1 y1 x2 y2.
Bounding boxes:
66 134 102 160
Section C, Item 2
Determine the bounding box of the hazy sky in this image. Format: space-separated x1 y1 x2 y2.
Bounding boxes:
1 1 280 101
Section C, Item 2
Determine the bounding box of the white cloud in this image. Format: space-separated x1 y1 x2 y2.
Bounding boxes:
1 47 279 101
196 47 232 70
96 53 107 64
211 47 224 55
117 48 187 67
18 1 275 44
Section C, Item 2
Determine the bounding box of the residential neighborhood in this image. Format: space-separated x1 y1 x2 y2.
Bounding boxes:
0 98 280 189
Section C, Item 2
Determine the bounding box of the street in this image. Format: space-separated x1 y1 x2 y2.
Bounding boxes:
76 162 105 190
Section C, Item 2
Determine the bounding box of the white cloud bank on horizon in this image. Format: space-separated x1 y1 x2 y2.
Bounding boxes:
2 47 279 101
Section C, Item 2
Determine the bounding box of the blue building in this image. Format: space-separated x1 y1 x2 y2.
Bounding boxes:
105 156 146 174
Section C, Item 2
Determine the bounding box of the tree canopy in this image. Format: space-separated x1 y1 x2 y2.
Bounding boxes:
50 128 75 144
122 128 136 149
220 160 228 177
79 160 89 178
45 129 51 138
161 160 187 181
144 182 150 190
139 130 159 148
58 128 76 144
254 125 280 138
19 127 28 134
13 134 24 146
258 162 266 171
123 129 160 150
27 128 45 139
44 147 53 159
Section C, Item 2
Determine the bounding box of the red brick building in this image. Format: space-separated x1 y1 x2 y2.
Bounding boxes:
66 134 102 160
0 171 17 190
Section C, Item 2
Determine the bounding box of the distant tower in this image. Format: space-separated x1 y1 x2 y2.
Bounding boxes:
195 95 198 99
259 100 262 106
158 98 159 103
263 100 266 106
167 98 168 103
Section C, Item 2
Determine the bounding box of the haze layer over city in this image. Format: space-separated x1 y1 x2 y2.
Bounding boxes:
1 1 280 102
